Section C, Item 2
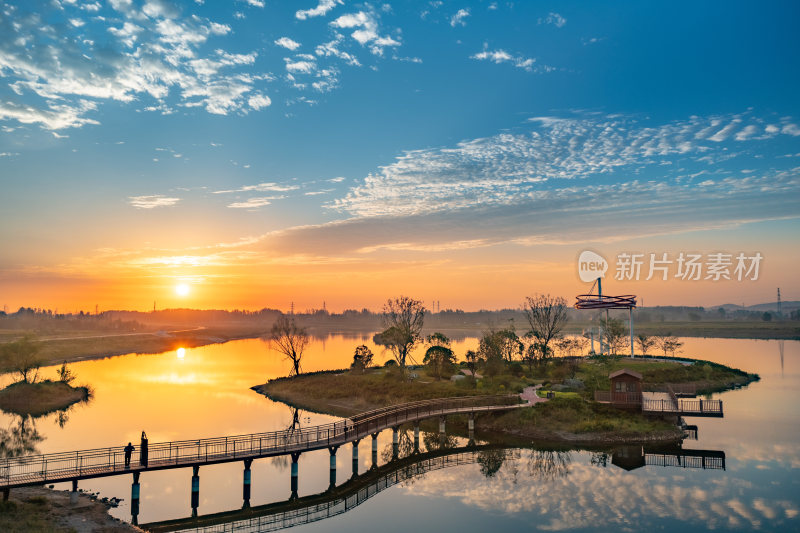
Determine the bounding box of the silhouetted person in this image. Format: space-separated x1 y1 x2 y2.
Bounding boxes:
124 442 134 468
140 431 149 467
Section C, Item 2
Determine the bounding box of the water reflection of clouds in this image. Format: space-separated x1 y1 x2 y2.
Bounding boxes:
402 455 799 531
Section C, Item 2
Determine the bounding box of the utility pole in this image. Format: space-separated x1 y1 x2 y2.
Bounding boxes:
290 301 294 315
777 288 782 316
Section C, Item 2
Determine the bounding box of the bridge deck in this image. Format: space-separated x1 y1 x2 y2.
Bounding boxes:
0 394 524 490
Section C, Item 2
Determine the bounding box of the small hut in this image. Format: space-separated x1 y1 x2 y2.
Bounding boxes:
608 368 642 405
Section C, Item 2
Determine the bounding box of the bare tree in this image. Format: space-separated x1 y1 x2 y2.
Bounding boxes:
380 296 425 371
268 315 309 376
523 294 569 363
600 317 627 355
636 334 656 356
654 334 683 357
0 335 45 384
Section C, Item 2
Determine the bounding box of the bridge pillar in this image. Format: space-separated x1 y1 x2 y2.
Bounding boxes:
413 424 420 453
351 439 360 478
70 479 78 505
242 458 253 509
2 488 8 502
439 415 446 434
468 413 475 441
131 472 140 526
328 446 339 490
191 465 200 517
371 433 379 469
392 426 400 459
290 452 301 500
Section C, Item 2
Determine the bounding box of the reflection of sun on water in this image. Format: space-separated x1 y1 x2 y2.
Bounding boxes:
176 347 185 359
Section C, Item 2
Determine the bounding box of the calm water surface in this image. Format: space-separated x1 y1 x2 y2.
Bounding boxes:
0 335 798 532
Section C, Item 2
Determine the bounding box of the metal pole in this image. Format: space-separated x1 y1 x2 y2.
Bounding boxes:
630 306 634 358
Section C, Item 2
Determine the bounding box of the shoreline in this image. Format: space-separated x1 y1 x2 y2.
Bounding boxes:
0 322 800 371
252 383 686 446
0 485 140 532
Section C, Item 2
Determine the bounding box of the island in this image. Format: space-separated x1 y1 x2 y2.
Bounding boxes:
253 355 758 444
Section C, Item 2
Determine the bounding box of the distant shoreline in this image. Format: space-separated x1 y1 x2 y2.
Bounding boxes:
0 320 796 372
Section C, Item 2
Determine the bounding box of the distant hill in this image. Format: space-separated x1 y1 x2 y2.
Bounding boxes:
713 301 800 313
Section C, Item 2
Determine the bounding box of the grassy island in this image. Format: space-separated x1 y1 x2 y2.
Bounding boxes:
0 380 90 417
254 356 758 444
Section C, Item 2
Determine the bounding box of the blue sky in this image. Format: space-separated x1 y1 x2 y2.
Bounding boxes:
1 0 799 310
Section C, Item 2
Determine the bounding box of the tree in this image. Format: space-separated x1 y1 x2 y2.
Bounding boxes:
268 315 309 376
57 361 76 385
423 333 455 380
351 345 374 373
464 349 480 378
600 317 627 355
379 296 425 371
636 334 656 356
654 334 683 357
0 336 45 384
523 294 569 363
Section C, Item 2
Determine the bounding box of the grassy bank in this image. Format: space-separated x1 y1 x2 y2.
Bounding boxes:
0 380 90 417
0 486 138 532
0 324 267 370
254 355 755 443
567 320 800 340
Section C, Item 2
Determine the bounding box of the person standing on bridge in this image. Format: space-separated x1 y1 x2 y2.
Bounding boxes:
140 431 149 467
124 442 134 468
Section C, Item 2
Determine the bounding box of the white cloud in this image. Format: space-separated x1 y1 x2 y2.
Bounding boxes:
470 46 545 73
0 100 99 130
708 120 741 142
330 10 401 56
538 12 566 28
228 197 273 209
0 2 265 129
296 0 343 20
248 94 272 109
246 0 265 7
214 182 299 194
450 8 470 27
285 59 316 74
735 125 759 141
243 112 800 255
316 35 361 66
275 37 302 50
128 195 181 209
782 123 800 136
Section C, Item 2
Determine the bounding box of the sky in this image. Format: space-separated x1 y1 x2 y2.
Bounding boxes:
0 0 799 313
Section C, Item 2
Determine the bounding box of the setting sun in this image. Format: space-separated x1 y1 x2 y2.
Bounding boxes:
175 283 190 297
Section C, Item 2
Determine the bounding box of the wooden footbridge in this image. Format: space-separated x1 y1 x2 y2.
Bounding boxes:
0 394 523 499
142 444 510 533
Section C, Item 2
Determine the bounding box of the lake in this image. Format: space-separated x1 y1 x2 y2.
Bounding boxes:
0 335 798 532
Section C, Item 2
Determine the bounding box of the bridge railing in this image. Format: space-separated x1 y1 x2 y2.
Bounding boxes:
0 394 521 488
349 394 520 439
0 419 350 486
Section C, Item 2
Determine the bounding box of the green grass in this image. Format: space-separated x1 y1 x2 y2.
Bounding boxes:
488 396 676 436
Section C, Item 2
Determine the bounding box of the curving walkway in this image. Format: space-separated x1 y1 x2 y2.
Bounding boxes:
0 394 525 491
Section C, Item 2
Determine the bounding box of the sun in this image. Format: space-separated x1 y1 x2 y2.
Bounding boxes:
175 283 190 296
176 347 186 359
